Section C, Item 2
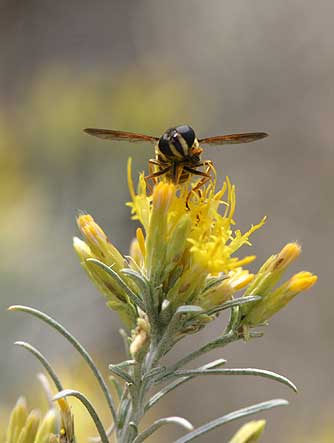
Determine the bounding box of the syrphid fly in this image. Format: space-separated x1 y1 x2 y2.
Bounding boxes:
84 125 268 185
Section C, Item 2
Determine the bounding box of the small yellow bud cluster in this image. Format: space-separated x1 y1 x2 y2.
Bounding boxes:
5 397 57 443
73 214 137 329
242 243 317 327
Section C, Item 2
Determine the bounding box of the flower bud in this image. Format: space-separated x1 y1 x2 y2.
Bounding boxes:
17 409 40 443
269 242 301 272
229 420 266 443
56 398 75 443
145 182 174 282
73 236 93 261
244 271 317 326
6 397 28 443
129 237 143 267
135 227 146 259
76 214 125 271
244 243 301 299
201 269 254 310
288 271 318 292
165 214 191 266
34 410 57 443
73 233 138 329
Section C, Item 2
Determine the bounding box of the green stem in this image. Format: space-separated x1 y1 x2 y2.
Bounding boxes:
118 341 161 443
117 321 240 441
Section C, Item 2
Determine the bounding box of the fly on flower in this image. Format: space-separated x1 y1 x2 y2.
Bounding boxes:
84 125 268 186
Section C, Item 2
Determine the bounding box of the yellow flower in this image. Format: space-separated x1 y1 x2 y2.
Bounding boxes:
127 159 265 312
4 397 57 443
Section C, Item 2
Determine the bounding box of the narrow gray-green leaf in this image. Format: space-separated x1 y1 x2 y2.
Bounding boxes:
153 305 204 365
133 417 194 443
176 306 204 314
145 359 226 411
112 360 136 369
118 398 131 429
121 268 149 296
87 258 145 311
9 305 117 423
202 275 229 293
143 366 166 383
172 399 289 443
161 332 237 376
205 296 262 316
168 368 297 392
109 376 123 402
15 341 63 392
89 423 115 443
53 389 109 443
109 364 134 384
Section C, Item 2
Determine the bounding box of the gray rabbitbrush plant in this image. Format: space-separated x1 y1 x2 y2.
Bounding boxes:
4 158 317 443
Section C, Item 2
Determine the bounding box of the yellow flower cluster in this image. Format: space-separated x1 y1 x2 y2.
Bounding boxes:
127 160 265 312
3 392 76 443
4 397 56 443
128 160 265 276
73 159 317 332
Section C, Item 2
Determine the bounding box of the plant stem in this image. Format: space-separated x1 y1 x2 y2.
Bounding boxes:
116 329 240 442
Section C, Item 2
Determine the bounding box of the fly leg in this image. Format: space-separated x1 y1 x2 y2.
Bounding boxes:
144 159 168 192
188 160 215 192
145 163 172 192
184 161 215 207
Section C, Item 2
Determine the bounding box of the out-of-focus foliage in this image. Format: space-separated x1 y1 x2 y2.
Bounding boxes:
291 416 334 443
0 65 200 264
0 359 171 443
17 66 197 164
0 364 109 443
0 63 200 280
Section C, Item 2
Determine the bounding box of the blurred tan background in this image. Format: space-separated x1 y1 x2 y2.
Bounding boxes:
0 1 333 442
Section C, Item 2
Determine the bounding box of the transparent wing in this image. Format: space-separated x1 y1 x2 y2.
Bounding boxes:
199 132 268 146
84 128 159 144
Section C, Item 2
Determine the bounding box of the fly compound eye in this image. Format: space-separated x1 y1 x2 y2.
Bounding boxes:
175 125 195 148
158 132 172 156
